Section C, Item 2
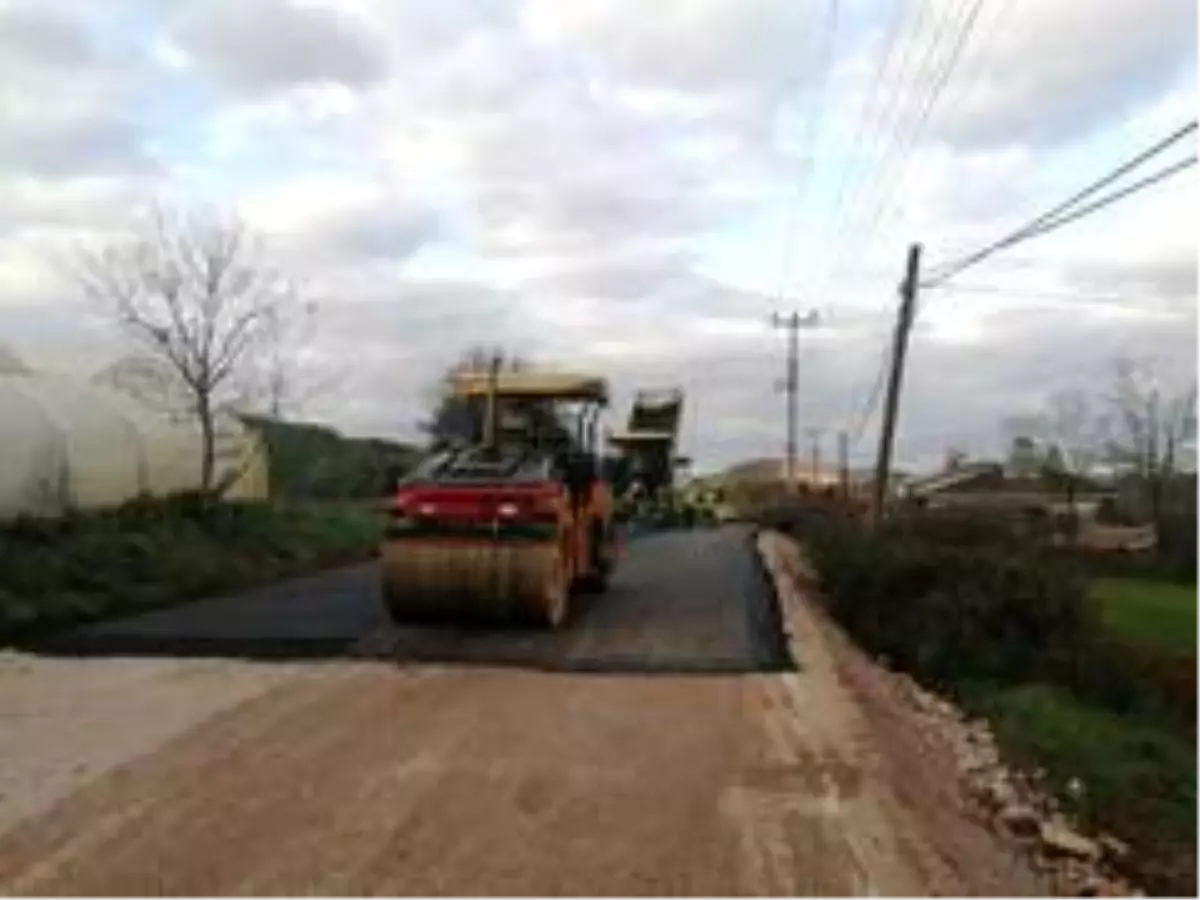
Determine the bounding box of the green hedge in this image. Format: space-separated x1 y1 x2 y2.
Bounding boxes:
800 510 1088 689
242 415 419 500
0 494 382 643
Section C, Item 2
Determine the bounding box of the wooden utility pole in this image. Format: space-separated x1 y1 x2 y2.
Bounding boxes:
771 310 819 488
872 244 922 524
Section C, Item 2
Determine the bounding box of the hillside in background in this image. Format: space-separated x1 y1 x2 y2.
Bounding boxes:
242 416 422 500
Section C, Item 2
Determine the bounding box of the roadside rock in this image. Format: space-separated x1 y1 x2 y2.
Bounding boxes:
895 679 1138 896
998 803 1041 838
1042 822 1101 862
982 777 1016 811
1098 835 1130 864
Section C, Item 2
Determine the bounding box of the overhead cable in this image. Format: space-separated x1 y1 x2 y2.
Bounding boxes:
772 0 842 303
816 0 981 304
924 146 1197 287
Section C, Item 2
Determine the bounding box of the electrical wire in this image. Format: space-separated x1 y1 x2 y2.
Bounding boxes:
1014 155 1197 243
845 0 998 278
924 282 1169 306
817 0 986 304
1007 122 1195 241
812 0 938 297
847 340 891 450
816 0 974 307
924 148 1197 286
816 0 912 253
772 0 841 303
865 0 1013 257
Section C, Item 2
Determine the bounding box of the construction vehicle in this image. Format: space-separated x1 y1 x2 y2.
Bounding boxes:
608 387 685 522
380 368 616 628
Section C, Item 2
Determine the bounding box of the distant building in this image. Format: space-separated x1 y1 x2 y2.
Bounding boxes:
713 457 886 496
901 460 1115 520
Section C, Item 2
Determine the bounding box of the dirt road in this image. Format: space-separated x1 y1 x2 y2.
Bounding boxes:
0 527 1044 895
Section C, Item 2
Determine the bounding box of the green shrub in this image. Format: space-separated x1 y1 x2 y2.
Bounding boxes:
971 683 1196 897
779 507 1188 720
0 498 381 643
811 531 1090 691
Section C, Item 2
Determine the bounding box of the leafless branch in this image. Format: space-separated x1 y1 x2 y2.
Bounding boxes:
68 203 313 497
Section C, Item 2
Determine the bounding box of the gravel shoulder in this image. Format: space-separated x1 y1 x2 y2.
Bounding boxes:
0 530 1048 895
0 651 306 834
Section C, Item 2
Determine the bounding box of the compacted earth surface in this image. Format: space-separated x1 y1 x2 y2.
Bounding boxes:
0 526 1049 895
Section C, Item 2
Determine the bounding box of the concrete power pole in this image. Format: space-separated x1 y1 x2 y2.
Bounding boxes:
806 426 822 484
872 244 922 524
771 310 819 488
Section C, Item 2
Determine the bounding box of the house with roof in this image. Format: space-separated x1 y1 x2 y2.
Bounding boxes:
901 457 1116 521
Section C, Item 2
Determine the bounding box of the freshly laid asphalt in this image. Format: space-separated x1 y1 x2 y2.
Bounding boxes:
37 525 793 674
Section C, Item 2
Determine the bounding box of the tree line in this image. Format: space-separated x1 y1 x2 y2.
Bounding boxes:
1001 360 1196 526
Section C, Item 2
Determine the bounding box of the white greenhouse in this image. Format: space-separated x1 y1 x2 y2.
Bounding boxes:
0 349 268 520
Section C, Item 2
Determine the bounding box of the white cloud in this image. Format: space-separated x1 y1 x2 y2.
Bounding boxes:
932 0 1196 148
0 0 1194 471
521 0 825 98
171 0 389 95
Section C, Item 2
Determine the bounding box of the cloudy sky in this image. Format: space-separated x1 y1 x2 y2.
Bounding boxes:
0 0 1195 473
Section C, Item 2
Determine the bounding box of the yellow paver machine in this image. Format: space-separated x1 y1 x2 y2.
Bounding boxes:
607 387 685 513
380 368 617 628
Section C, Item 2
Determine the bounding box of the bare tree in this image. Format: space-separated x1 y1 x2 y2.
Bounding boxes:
73 204 312 496
247 298 347 421
1103 358 1197 524
1036 389 1107 536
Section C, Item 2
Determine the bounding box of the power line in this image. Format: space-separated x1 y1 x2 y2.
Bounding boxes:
813 0 937 297
1009 122 1196 243
846 331 893 449
1016 155 1196 243
771 0 841 303
816 0 974 303
924 282 1170 306
924 120 1197 283
818 0 985 303
845 0 996 277
816 0 912 254
924 142 1197 286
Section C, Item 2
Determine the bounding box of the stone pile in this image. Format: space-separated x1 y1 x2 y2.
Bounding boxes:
894 670 1140 897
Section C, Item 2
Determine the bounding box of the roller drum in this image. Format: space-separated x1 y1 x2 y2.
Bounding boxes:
380 540 567 627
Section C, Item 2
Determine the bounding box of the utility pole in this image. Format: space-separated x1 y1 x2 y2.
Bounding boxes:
872 243 922 525
771 309 819 489
806 426 822 484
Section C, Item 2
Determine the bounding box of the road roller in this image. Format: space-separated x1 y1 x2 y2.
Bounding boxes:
380 368 617 628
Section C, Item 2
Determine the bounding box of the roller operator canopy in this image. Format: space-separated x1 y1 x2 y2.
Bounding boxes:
451 371 609 404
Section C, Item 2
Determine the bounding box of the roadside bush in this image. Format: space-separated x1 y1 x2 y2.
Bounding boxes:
879 506 1042 551
804 524 1092 693
0 497 382 643
768 504 1188 723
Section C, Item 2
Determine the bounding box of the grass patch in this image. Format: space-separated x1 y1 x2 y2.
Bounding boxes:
970 683 1196 896
0 497 383 644
1091 577 1197 659
971 683 1195 834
